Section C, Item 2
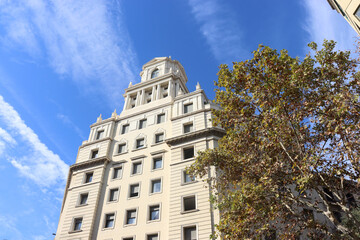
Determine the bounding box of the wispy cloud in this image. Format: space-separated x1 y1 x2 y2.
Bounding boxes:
0 0 138 103
302 0 357 52
188 0 246 63
57 113 85 140
0 95 68 188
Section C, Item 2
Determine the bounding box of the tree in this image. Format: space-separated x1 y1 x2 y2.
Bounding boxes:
189 40 360 239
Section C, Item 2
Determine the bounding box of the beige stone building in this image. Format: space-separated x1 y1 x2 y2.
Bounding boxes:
327 0 360 35
54 57 223 240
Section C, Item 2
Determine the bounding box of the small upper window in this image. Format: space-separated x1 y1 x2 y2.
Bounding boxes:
91 149 99 159
113 166 123 179
132 162 142 175
153 157 163 170
147 234 159 240
184 103 193 114
157 114 165 124
183 195 196 212
184 123 193 133
126 209 137 225
183 147 194 160
104 213 115 228
118 143 126 154
355 5 360 20
121 124 129 134
73 217 83 231
85 172 93 183
183 226 197 240
136 138 145 149
183 170 195 184
155 133 164 143
129 184 140 198
151 179 161 194
96 130 104 140
149 205 160 221
151 69 160 79
79 193 88 205
109 188 119 202
139 119 147 129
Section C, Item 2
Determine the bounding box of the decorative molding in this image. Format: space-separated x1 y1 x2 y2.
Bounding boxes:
165 127 225 146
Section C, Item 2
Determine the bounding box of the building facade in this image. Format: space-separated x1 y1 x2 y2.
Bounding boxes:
327 0 360 35
54 57 223 240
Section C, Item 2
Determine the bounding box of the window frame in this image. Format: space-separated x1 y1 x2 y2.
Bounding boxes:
108 187 120 203
183 122 194 134
83 172 94 184
155 132 164 143
182 169 196 185
139 119 147 129
131 161 143 176
70 217 83 232
124 208 138 226
182 194 197 213
121 124 130 134
77 192 89 206
151 68 160 79
148 204 161 222
152 156 163 171
136 138 145 149
183 146 195 160
182 224 198 240
117 143 126 154
103 212 116 229
157 113 165 124
184 103 193 114
150 178 162 195
90 149 99 159
146 233 160 240
112 165 123 180
128 183 141 199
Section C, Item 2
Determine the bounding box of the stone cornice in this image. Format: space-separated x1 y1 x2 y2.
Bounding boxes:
165 127 225 146
79 137 112 148
123 73 179 93
70 157 109 172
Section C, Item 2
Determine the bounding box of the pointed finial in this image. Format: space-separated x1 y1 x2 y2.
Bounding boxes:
196 82 201 90
111 109 117 118
97 114 102 122
128 82 133 87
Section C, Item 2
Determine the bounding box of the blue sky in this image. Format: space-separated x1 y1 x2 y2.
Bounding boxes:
0 0 356 239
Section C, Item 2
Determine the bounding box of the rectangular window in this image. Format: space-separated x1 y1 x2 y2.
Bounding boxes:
104 213 115 228
183 123 193 133
149 205 160 221
184 103 193 114
153 157 163 170
129 184 140 198
121 124 129 134
155 133 164 143
118 143 126 154
126 209 137 225
147 234 159 240
109 188 119 202
132 162 142 175
183 170 195 183
73 217 83 231
79 193 88 205
136 138 145 149
84 172 93 183
151 179 161 193
91 149 99 159
355 5 360 20
157 113 165 124
183 226 197 240
123 238 134 240
183 147 194 160
183 195 196 212
96 130 104 140
139 119 147 129
113 166 123 179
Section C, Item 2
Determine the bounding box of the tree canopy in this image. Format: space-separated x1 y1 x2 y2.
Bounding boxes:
189 40 360 239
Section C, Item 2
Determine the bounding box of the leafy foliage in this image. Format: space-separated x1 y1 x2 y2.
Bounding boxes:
189 40 360 239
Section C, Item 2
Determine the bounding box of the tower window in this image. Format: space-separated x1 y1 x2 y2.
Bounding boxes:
121 124 129 134
126 209 137 225
157 113 165 124
183 147 194 160
91 149 99 159
96 130 104 140
149 205 160 221
139 119 147 129
79 193 88 205
155 133 164 143
183 123 193 133
184 103 193 114
104 213 115 228
151 69 160 79
183 195 196 212
183 226 197 240
73 217 83 231
84 172 93 183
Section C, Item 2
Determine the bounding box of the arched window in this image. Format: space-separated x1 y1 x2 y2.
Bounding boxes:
151 69 160 79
